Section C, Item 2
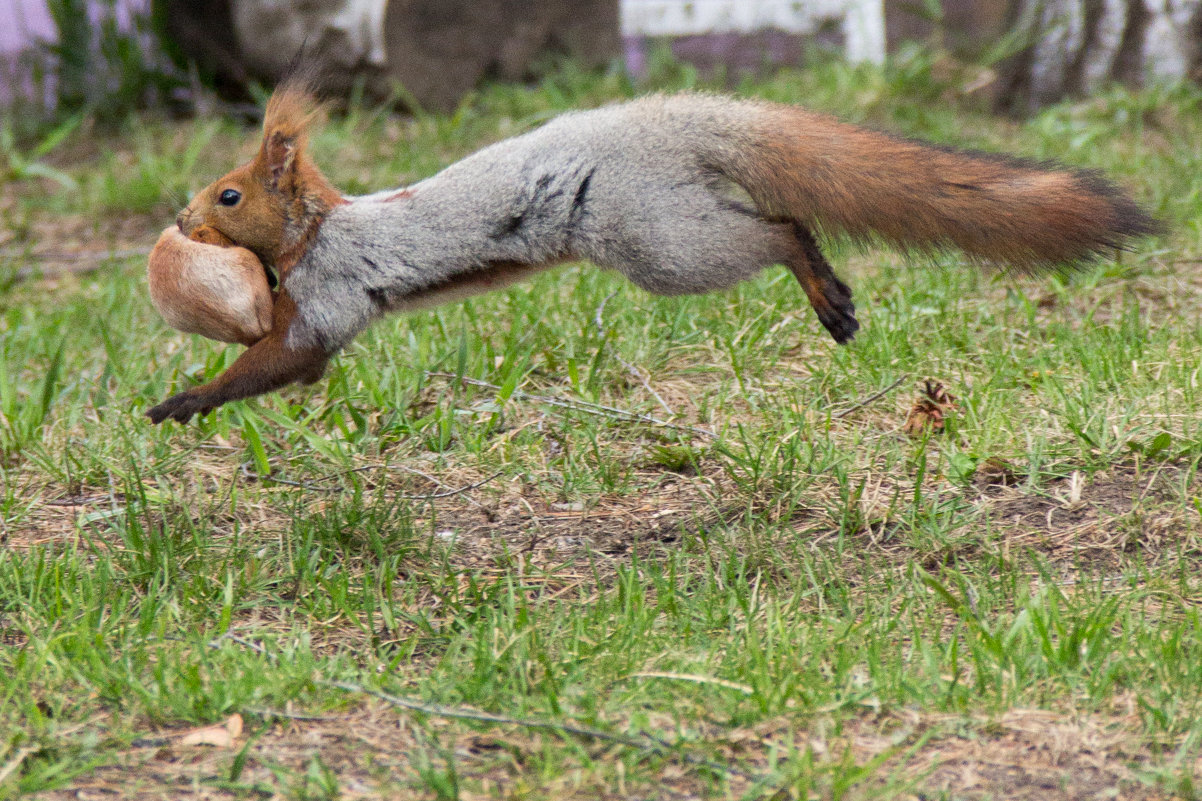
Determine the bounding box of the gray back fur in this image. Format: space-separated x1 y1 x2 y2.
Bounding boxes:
285 94 794 353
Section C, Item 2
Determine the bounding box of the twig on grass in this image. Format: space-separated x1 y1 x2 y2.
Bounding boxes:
239 461 327 491
392 470 504 500
0 747 36 786
198 632 277 662
390 463 488 507
833 374 910 419
627 671 754 695
244 707 350 723
321 679 763 783
238 460 503 500
593 289 617 335
213 632 272 656
204 615 768 784
214 633 758 781
426 371 717 440
593 290 676 415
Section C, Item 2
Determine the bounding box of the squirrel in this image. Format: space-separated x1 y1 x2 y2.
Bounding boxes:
146 80 1159 424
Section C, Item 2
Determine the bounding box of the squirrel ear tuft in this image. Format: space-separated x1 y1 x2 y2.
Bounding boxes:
255 81 322 192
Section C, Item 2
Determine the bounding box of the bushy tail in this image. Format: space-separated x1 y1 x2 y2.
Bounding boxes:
713 102 1160 269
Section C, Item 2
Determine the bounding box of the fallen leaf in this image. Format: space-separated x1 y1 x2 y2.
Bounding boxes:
178 714 243 748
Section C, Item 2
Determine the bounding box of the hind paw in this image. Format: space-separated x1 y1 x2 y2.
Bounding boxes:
815 297 859 344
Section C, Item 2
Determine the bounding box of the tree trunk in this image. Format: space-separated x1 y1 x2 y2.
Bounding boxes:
223 0 620 111
885 0 1202 114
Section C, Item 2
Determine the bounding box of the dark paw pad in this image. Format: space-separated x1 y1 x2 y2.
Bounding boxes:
817 302 860 344
815 282 858 344
147 391 215 424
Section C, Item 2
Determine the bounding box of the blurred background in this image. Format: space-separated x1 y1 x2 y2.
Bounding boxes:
2 0 1200 125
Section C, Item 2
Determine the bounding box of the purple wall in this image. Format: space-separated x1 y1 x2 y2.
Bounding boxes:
0 0 149 104
0 0 55 55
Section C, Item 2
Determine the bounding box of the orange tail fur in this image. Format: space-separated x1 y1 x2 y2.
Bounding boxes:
726 105 1159 269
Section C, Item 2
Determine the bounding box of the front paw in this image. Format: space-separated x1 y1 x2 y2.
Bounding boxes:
146 390 215 424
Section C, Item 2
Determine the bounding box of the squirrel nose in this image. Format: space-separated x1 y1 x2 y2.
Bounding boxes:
175 213 186 232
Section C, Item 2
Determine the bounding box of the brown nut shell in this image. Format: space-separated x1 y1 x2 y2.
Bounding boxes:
147 227 273 346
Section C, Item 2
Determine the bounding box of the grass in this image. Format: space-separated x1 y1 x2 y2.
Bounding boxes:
2 53 1201 798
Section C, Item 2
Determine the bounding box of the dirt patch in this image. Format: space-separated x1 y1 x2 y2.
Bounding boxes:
36 707 420 801
37 702 1182 800
980 464 1200 566
10 457 1199 583
42 703 734 800
793 460 1202 577
833 706 1165 801
419 474 719 566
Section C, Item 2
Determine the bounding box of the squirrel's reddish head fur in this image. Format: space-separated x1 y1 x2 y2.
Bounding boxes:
176 80 342 270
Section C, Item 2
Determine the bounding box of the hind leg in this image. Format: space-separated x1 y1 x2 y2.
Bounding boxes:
785 224 858 344
577 185 857 342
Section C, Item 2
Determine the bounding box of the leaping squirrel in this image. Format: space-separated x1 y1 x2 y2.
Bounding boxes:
147 81 1159 424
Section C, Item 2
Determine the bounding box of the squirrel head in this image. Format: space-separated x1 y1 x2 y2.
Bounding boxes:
176 82 342 268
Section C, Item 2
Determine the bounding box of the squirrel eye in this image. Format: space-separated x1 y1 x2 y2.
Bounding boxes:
218 189 242 206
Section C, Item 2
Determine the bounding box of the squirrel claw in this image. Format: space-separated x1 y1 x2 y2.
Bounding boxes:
147 391 214 424
816 295 859 344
